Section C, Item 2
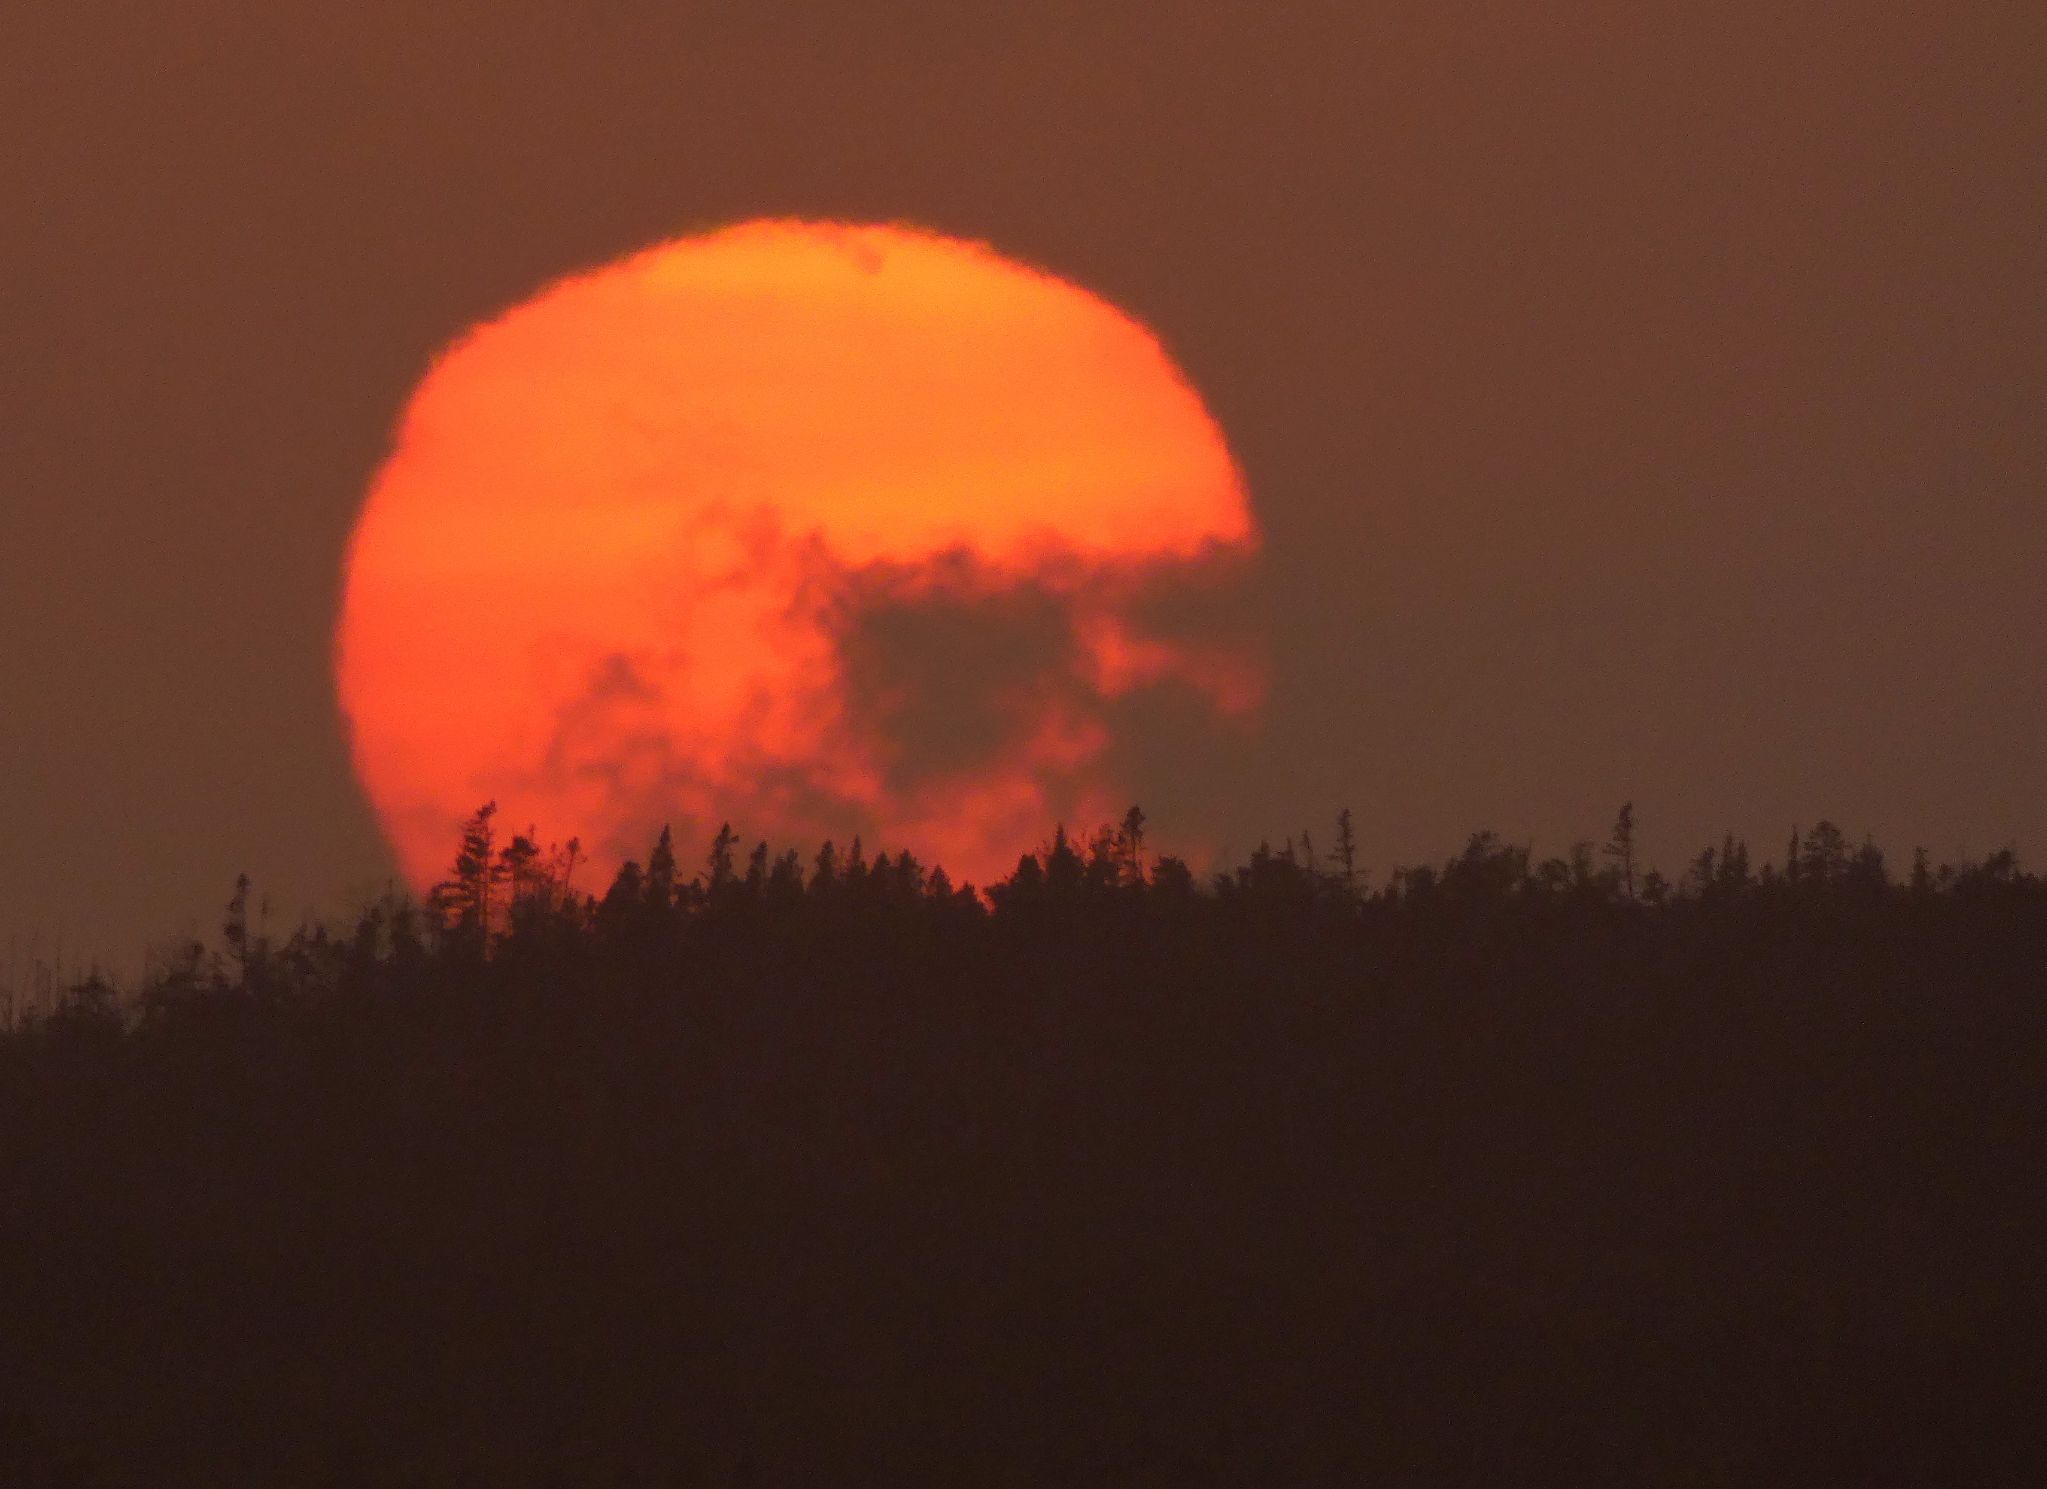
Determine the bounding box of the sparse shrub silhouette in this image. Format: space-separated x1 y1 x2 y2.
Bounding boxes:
1 808 2042 1486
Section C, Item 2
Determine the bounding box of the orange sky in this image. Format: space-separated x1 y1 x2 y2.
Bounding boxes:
337 221 1259 889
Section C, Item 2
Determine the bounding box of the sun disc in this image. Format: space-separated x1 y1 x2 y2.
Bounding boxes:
336 219 1259 890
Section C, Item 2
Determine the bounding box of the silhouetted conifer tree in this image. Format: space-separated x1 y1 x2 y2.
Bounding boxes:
1331 807 1358 893
811 840 840 894
1150 854 1196 897
500 830 541 905
1720 834 1750 892
433 802 503 947
597 860 645 934
705 823 736 893
1604 802 1637 900
1911 846 1934 895
1083 824 1123 891
222 873 252 988
539 835 584 910
644 826 678 914
1118 804 1148 884
768 849 805 909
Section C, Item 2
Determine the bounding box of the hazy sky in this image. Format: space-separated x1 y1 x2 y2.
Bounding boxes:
3 1 2042 967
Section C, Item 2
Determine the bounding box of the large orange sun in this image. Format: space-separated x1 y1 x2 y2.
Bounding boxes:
337 219 1259 892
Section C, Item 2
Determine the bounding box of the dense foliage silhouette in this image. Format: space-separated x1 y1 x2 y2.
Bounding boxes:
3 808 2042 1486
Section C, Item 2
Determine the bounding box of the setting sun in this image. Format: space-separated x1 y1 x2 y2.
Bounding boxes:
336 219 1259 890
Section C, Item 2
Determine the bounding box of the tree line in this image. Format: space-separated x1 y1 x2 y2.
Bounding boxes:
2 802 2040 1485
12 800 2031 1027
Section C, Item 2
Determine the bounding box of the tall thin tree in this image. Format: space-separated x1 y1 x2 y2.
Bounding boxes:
1604 802 1637 901
1330 808 1358 893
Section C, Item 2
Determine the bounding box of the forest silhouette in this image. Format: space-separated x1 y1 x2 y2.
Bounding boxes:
3 806 2042 1485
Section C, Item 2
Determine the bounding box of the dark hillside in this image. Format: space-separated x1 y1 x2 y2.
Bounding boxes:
4 819 2043 1485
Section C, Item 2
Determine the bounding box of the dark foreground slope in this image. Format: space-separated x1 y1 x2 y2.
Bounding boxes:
3 829 2044 1486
